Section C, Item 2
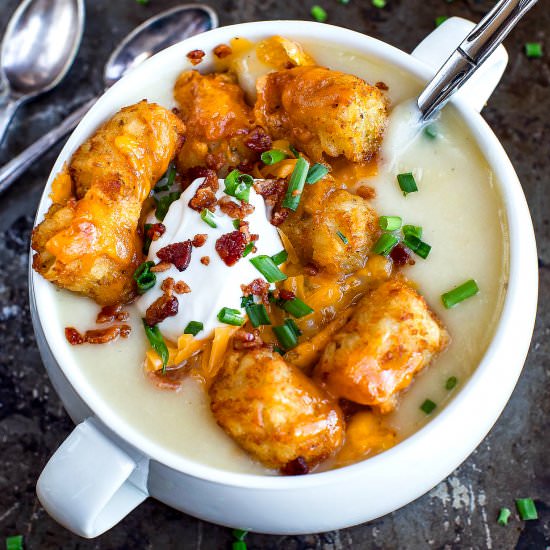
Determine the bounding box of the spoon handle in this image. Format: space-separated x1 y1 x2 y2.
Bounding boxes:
0 86 22 148
418 0 539 120
0 96 96 195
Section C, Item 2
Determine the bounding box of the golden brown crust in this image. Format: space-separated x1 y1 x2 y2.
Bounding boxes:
315 279 450 412
31 100 185 306
209 347 345 470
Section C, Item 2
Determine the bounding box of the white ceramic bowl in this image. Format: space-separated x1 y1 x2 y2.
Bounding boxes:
30 19 538 538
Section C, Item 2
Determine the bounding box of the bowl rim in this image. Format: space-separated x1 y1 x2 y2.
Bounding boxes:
30 20 538 491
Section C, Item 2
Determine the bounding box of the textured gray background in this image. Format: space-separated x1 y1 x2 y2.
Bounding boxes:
0 0 548 548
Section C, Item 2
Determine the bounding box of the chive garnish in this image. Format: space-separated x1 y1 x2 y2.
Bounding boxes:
282 297 314 318
133 261 156 294
184 321 204 336
525 42 543 59
217 307 245 326
273 346 285 355
497 507 512 526
379 216 402 231
5 535 23 550
372 0 386 7
516 498 538 521
261 149 287 165
282 156 310 211
233 219 241 229
224 170 254 203
242 242 256 257
289 144 299 157
445 376 458 390
403 234 431 259
336 230 349 244
306 163 330 184
271 249 288 265
402 225 422 239
232 529 248 541
441 279 479 309
372 233 399 256
311 5 328 22
143 321 169 373
200 208 217 228
273 323 298 350
424 125 438 139
154 191 181 221
143 223 153 254
241 294 254 308
285 318 302 337
154 163 176 192
246 303 271 327
250 255 287 282
397 172 418 195
435 16 448 27
420 399 437 415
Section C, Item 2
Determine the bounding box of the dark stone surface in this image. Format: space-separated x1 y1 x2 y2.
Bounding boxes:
0 1 548 548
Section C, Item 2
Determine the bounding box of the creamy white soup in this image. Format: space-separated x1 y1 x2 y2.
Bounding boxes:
44 38 508 474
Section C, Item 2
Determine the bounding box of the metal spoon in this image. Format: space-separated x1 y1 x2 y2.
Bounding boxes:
0 0 85 146
0 4 218 195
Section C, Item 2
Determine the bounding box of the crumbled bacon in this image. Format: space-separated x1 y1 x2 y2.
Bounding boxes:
356 185 376 200
161 277 175 294
213 43 232 58
270 206 290 227
65 325 131 345
218 195 255 219
145 294 179 326
236 220 258 243
157 241 192 271
150 262 171 273
201 256 210 265
281 457 310 476
279 289 295 301
188 169 219 212
244 126 272 153
174 281 191 294
192 234 208 247
187 49 205 65
146 223 166 242
376 81 389 91
215 231 247 266
96 304 128 324
241 278 270 305
390 244 415 267
233 328 264 350
253 178 285 205
65 327 85 345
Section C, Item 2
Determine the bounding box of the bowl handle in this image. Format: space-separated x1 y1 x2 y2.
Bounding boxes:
37 417 149 538
411 16 508 112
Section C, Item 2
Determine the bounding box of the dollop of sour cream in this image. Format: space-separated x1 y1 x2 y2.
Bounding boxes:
136 178 283 342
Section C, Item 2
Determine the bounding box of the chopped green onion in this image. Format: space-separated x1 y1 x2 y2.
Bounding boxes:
143 223 153 254
372 0 386 7
336 230 349 245
261 149 287 165
232 542 247 550
306 163 330 184
5 535 23 550
154 191 181 221
234 182 252 203
282 156 310 211
379 216 402 231
273 346 285 355
311 5 328 22
154 163 176 192
445 376 458 390
497 507 512 526
397 172 418 195
200 208 217 228
233 219 241 229
372 233 399 256
143 321 169 374
285 318 302 337
241 294 254 308
282 297 314 318
424 124 438 139
435 16 448 27
402 225 423 239
242 242 256 257
232 529 248 541
250 255 287 282
217 307 245 326
403 234 431 259
184 321 204 336
420 399 437 415
516 498 538 520
133 261 156 294
271 249 288 265
441 279 479 309
273 323 298 350
525 42 543 58
246 303 271 327
224 170 254 202
289 144 299 157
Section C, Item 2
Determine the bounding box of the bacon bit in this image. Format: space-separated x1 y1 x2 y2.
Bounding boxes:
271 206 290 227
146 223 166 242
279 289 295 301
157 240 192 271
161 277 175 294
188 169 219 212
244 126 272 153
236 161 255 175
213 43 232 58
281 456 310 476
253 178 285 204
192 234 208 247
65 327 85 345
65 325 131 345
174 281 191 294
376 81 389 91
241 278 270 305
356 185 377 200
96 304 129 324
304 263 319 276
150 262 171 273
187 49 206 65
201 256 210 265
389 244 415 267
145 294 179 326
218 195 255 219
233 328 264 350
215 231 247 266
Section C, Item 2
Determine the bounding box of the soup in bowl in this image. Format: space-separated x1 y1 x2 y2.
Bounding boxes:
31 19 537 538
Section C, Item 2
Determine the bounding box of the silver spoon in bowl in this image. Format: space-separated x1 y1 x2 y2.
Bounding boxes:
0 4 218 194
0 0 85 146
